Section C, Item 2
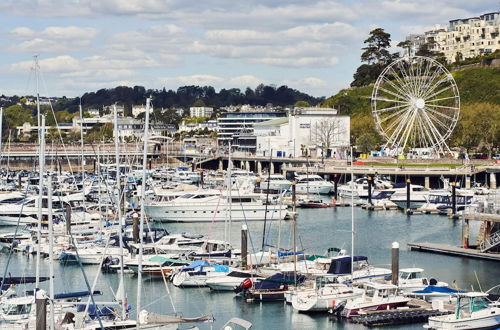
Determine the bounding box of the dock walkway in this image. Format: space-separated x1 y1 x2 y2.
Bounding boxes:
407 242 500 261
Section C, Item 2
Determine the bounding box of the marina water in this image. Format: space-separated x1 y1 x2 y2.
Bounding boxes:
1 206 498 329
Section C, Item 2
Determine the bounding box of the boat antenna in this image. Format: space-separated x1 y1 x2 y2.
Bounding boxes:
474 271 483 292
261 149 272 250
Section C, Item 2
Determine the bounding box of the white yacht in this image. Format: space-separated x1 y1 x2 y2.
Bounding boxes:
425 292 500 329
295 175 333 195
145 189 288 222
388 183 430 209
258 174 292 191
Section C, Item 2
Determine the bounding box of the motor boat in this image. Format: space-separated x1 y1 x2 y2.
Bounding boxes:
172 260 232 287
295 175 333 195
206 271 261 291
341 282 410 318
425 292 500 329
291 276 364 312
145 189 288 222
258 174 292 192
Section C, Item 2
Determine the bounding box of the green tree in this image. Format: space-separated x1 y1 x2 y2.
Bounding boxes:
192 99 206 107
356 133 379 153
361 28 392 65
397 40 411 56
3 105 34 129
455 52 463 63
294 100 310 107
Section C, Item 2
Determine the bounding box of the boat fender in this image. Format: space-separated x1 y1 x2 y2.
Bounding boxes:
331 299 336 307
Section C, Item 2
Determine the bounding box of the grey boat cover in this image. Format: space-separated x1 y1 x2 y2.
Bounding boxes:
141 311 213 324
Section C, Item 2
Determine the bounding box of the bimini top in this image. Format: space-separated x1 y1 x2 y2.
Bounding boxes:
412 285 463 294
254 273 306 290
327 256 368 275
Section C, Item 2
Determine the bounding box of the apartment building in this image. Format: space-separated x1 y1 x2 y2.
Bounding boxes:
189 106 213 118
407 11 499 62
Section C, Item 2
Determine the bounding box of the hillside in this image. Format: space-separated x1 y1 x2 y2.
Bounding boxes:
321 65 500 152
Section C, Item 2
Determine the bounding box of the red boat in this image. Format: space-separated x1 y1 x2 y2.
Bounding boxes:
298 200 333 208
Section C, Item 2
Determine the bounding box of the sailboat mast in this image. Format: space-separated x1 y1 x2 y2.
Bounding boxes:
113 104 126 319
0 108 3 157
79 101 86 205
136 97 151 323
228 144 232 244
34 56 41 130
47 176 55 330
35 115 45 289
350 146 354 279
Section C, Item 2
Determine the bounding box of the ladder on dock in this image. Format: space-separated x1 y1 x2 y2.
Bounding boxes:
480 230 500 252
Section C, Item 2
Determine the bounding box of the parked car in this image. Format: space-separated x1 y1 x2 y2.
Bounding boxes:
493 154 500 160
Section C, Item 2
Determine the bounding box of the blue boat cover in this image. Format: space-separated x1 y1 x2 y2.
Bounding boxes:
327 256 368 275
412 286 463 294
213 264 229 272
254 273 306 290
277 250 304 258
392 182 406 188
181 260 210 271
54 290 102 300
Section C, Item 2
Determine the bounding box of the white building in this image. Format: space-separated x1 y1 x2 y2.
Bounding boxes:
407 12 500 62
87 108 100 117
132 105 147 117
178 120 218 132
254 108 350 159
189 106 213 118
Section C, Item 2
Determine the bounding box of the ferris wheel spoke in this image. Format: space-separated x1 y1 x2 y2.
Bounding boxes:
377 86 409 102
386 108 415 147
386 66 413 96
424 109 452 132
419 66 445 98
407 60 420 97
426 95 459 103
421 110 447 147
401 108 419 149
425 103 459 111
396 60 417 97
421 74 452 99
423 84 455 102
415 59 433 98
372 97 409 104
378 107 409 123
373 103 409 114
425 106 455 122
381 77 412 100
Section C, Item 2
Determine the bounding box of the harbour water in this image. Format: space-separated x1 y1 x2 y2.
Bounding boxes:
1 206 498 329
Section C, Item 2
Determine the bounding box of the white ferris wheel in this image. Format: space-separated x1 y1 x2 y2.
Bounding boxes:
371 56 460 156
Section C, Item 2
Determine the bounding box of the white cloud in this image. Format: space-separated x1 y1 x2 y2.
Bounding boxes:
8 26 99 53
160 74 225 87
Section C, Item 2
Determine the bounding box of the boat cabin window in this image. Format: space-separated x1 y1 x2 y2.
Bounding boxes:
400 271 422 280
365 287 376 298
231 198 252 203
180 194 195 199
471 297 489 312
2 303 32 315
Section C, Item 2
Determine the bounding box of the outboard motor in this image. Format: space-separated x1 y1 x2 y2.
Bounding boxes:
330 300 347 316
101 256 119 273
234 278 252 294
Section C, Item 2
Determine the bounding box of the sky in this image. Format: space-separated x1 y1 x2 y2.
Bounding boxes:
0 0 495 98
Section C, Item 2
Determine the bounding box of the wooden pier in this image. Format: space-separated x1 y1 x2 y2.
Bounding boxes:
407 242 500 261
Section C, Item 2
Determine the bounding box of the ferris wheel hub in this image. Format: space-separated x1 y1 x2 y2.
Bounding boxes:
414 98 425 109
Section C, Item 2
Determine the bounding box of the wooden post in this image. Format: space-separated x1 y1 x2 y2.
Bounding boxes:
65 204 72 236
132 215 139 244
406 178 411 214
451 182 457 216
36 290 47 330
292 181 297 285
333 174 338 200
391 242 399 286
241 225 248 268
367 176 373 205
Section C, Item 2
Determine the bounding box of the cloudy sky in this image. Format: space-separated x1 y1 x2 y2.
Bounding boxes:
0 0 494 98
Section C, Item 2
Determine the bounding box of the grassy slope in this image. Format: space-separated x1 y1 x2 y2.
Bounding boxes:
321 66 500 140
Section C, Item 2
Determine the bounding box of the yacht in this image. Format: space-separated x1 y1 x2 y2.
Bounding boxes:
425 292 500 329
291 277 364 312
341 282 410 318
145 189 288 222
295 175 333 195
388 183 430 209
258 174 292 192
